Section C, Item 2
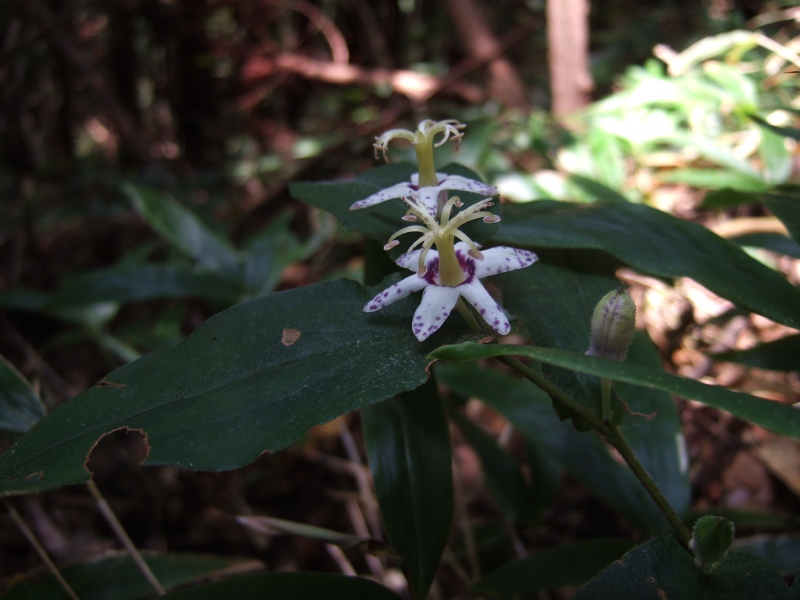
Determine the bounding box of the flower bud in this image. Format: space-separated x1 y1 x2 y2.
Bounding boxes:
587 289 636 361
691 515 734 572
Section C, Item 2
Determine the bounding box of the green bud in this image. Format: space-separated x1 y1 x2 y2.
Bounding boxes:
691 515 735 573
587 289 636 361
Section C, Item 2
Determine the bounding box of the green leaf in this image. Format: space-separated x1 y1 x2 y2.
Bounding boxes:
122 184 241 274
472 538 634 595
700 189 759 209
1 552 258 600
734 534 800 577
568 174 631 203
573 536 791 599
159 572 402 600
435 363 668 534
749 113 800 141
759 126 793 185
450 411 534 523
731 233 800 259
494 262 621 417
47 265 243 308
0 355 46 435
712 334 800 372
429 344 800 441
660 169 767 191
362 380 453 600
0 279 481 489
290 163 500 244
616 333 690 517
494 201 800 329
761 192 800 246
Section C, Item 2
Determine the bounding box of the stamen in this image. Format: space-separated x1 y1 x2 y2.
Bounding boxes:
483 215 501 223
384 240 400 251
452 229 484 260
440 195 463 226
402 214 417 222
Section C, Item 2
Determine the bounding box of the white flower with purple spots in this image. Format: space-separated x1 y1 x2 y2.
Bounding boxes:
349 118 497 219
350 172 498 219
365 242 538 341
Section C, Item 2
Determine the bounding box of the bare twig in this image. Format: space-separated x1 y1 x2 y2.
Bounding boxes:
85 480 166 596
4 498 80 600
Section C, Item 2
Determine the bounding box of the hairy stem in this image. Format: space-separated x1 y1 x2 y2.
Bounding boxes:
498 355 692 549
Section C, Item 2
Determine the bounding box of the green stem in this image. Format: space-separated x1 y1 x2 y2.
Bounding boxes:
601 377 612 421
498 356 692 550
606 425 692 549
414 139 438 188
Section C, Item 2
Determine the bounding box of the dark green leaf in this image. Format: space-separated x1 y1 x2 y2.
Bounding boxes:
122 184 241 274
0 355 46 435
749 113 800 141
731 233 800 259
494 201 800 328
568 174 630 203
47 265 242 308
761 192 800 245
712 334 800 372
362 380 453 600
700 189 759 209
573 536 791 599
429 344 800 440
451 411 533 523
1 552 258 600
435 363 668 534
472 538 634 595
0 279 482 489
160 572 402 600
734 534 800 577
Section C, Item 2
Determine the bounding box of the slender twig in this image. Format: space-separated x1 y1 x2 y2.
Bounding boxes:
3 498 80 600
498 355 693 549
85 480 166 596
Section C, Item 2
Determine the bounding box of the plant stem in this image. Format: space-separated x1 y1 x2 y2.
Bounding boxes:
4 497 81 600
85 480 166 596
605 424 692 549
498 355 692 549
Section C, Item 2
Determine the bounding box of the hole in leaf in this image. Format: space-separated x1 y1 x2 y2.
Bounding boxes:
281 328 302 346
84 427 150 477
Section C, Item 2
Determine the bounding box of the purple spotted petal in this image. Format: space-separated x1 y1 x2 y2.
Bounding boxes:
412 285 460 341
474 246 538 278
350 181 417 210
457 280 510 335
414 187 440 218
436 175 498 197
396 247 435 272
364 275 428 312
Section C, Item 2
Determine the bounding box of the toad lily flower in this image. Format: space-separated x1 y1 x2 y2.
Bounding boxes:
349 119 498 218
365 242 538 341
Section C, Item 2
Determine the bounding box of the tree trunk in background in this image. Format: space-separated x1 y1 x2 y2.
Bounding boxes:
547 0 593 117
446 0 528 112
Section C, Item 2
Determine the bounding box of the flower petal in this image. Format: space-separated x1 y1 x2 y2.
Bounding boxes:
350 181 417 210
457 280 510 335
474 247 538 279
414 187 440 218
396 247 438 272
412 285 460 341
436 175 498 197
364 275 428 312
